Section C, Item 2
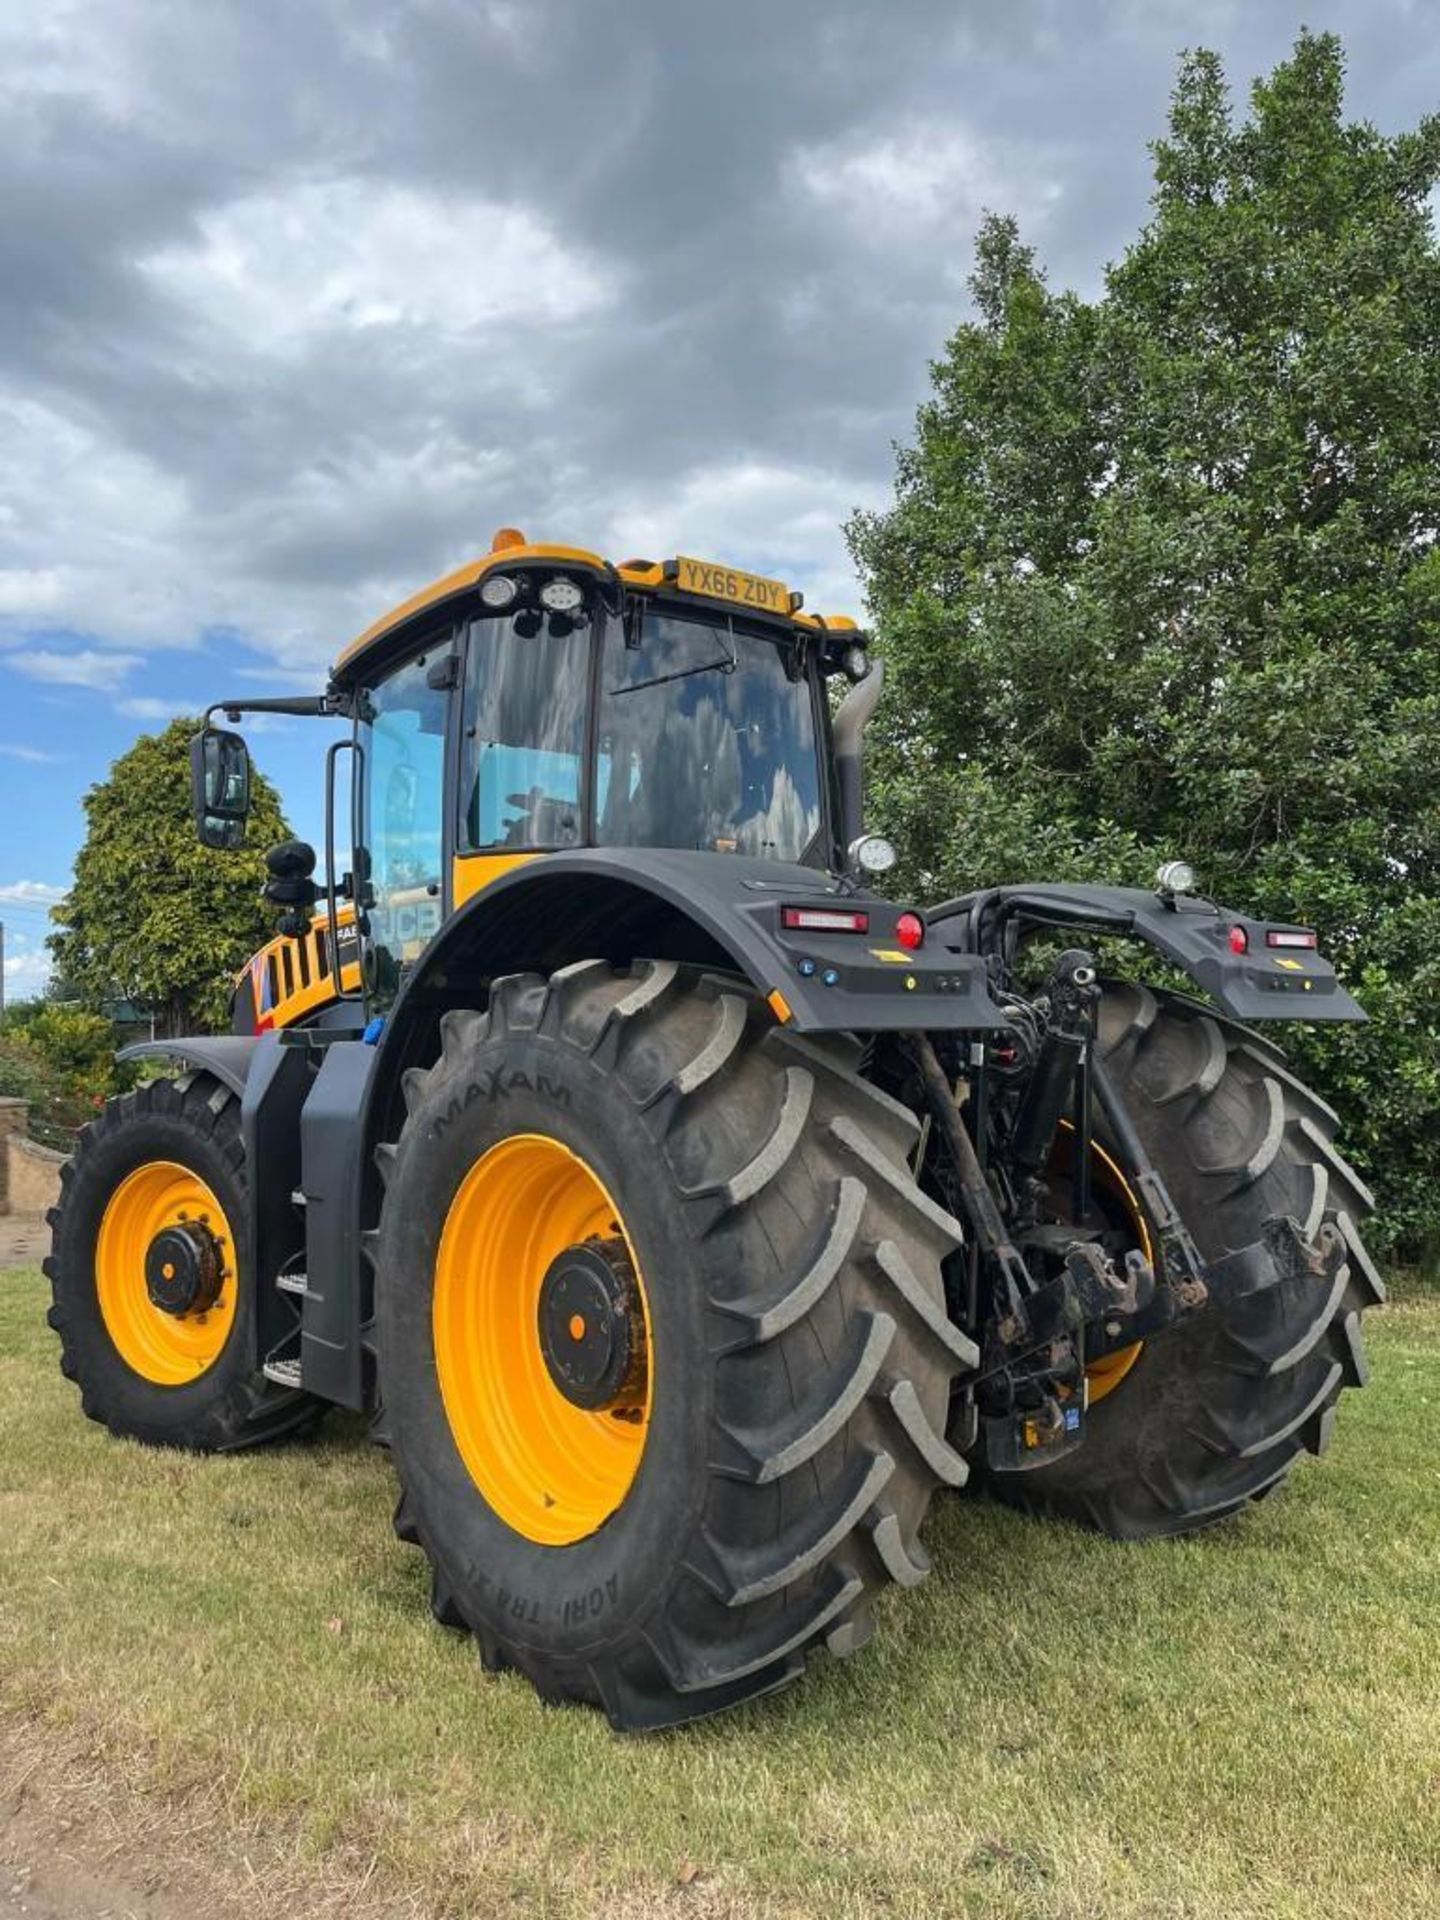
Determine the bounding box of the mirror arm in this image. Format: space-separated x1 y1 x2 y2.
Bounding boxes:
204 694 337 725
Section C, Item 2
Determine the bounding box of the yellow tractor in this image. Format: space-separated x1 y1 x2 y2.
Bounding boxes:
46 530 1384 1729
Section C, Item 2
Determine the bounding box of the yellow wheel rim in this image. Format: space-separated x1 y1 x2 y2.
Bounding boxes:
95 1161 238 1385
433 1133 653 1547
1054 1123 1150 1406
1084 1338 1145 1403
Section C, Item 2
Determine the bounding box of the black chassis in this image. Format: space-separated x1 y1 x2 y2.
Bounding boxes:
119 854 1363 1434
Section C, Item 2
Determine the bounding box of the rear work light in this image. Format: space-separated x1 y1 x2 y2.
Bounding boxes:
1266 929 1319 950
780 906 870 934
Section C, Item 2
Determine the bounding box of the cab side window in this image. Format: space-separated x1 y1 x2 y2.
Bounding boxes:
360 643 451 1001
459 615 589 850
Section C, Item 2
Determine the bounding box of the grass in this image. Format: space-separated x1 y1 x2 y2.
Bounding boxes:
2 1266 1437 1920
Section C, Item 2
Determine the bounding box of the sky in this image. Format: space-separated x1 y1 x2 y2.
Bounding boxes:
1 0 1436 998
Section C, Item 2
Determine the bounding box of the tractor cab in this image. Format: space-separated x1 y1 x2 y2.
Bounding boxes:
195 530 878 1033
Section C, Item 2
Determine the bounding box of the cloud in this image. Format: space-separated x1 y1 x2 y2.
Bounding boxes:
233 664 335 689
0 567 70 618
140 178 617 352
2 944 52 994
0 743 59 763
602 459 887 619
0 0 1431 699
0 398 192 649
0 879 67 906
7 648 142 691
792 121 1062 244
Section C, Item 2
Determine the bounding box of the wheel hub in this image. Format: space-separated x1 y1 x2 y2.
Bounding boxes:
145 1221 224 1318
537 1236 647 1412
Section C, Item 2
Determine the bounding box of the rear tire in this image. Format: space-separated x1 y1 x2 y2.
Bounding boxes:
985 984 1384 1539
45 1073 321 1451
376 960 976 1730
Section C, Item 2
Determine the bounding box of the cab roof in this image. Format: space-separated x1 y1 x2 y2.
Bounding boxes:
332 528 859 678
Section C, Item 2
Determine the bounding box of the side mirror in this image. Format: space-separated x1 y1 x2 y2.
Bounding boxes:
189 726 251 849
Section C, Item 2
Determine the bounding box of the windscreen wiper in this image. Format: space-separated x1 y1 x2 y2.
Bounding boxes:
609 626 737 697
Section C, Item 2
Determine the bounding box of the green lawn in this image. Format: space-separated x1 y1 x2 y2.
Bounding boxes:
2 1265 1436 1919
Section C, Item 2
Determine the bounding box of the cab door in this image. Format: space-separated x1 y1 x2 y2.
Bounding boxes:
357 636 457 1008
452 605 593 906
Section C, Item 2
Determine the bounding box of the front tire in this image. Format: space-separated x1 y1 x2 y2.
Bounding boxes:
986 985 1385 1538
45 1073 320 1451
376 961 977 1730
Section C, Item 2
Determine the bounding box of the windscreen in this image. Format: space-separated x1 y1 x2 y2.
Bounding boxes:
595 610 823 861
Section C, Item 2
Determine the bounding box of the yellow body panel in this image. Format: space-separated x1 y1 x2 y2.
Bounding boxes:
241 909 362 1032
452 850 541 908
335 541 611 670
332 527 862 678
240 863 541 1032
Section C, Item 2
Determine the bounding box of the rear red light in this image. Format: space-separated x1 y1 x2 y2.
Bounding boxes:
895 911 925 951
1228 926 1249 954
1266 928 1318 950
780 905 869 934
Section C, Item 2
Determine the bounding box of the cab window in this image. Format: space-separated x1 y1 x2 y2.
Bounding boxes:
595 610 823 860
459 615 589 850
359 644 450 1002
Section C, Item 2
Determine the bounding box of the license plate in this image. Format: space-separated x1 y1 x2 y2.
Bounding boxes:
673 555 791 617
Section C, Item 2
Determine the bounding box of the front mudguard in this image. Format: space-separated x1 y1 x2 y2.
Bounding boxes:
930 883 1365 1023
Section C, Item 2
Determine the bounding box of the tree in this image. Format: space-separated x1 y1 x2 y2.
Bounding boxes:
48 719 291 1036
849 33 1440 1257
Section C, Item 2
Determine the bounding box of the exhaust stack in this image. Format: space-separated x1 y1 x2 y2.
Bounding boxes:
832 657 885 856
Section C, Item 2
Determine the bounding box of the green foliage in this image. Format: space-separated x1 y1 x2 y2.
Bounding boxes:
0 1036 99 1147
24 1007 120 1094
850 33 1440 1256
48 718 290 1036
0 1036 56 1111
0 998 45 1039
0 1002 138 1145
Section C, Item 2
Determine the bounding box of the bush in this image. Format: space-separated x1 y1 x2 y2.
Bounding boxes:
0 1036 99 1150
24 1006 121 1098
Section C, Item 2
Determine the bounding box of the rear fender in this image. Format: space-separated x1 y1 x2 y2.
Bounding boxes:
359 846 1010 1207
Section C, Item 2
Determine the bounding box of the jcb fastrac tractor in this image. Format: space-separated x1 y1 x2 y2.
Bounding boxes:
47 531 1384 1730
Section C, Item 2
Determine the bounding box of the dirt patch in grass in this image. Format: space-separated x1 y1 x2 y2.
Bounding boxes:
2 1265 1438 1919
0 1717 415 1920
